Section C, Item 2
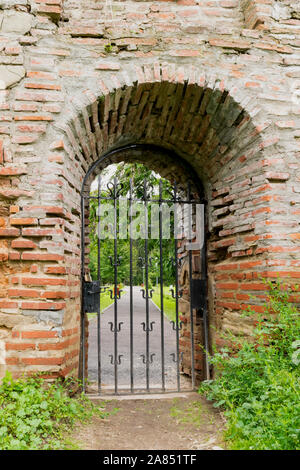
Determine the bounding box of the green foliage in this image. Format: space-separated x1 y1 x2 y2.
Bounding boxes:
0 373 106 450
199 280 300 450
104 43 113 53
88 163 176 286
152 285 177 322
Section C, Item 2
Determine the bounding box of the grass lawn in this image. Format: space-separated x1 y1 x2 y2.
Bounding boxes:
88 285 124 319
151 285 178 322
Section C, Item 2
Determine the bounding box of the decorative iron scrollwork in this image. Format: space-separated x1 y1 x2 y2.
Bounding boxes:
109 354 123 365
108 322 123 333
109 255 122 267
169 288 183 299
140 288 154 299
108 289 122 300
141 321 155 332
170 352 184 364
140 353 155 365
170 320 183 331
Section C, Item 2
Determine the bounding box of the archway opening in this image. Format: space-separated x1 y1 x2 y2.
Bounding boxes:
3 67 269 386
52 73 264 389
80 145 208 395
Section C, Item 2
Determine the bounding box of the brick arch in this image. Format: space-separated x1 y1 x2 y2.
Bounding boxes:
0 62 289 381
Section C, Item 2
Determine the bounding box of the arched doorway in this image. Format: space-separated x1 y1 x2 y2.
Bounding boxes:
2 64 281 386
80 145 209 395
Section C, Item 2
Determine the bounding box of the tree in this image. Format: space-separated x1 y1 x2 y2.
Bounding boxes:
88 162 176 287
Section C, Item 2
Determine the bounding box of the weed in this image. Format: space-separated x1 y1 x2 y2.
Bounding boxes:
199 280 300 450
0 373 107 450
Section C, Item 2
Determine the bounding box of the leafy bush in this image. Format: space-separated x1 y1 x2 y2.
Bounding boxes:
0 373 105 450
199 280 300 450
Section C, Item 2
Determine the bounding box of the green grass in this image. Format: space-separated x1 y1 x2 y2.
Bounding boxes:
0 373 108 450
170 401 204 426
151 285 178 322
88 285 125 319
199 280 300 450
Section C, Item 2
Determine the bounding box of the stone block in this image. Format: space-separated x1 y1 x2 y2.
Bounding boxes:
1 11 33 35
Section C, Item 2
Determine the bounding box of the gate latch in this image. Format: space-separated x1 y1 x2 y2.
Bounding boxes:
83 280 101 313
191 279 207 311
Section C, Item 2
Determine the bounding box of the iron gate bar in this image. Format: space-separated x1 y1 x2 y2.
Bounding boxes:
143 178 151 392
97 174 101 394
187 181 196 390
113 177 119 394
201 225 210 381
80 194 86 392
173 181 181 392
158 179 166 391
129 178 134 392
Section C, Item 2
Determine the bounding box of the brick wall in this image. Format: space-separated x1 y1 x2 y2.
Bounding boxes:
0 0 299 381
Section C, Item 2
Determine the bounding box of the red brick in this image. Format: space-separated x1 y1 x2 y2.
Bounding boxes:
0 300 18 308
14 115 53 122
6 343 35 351
21 330 58 339
0 167 27 176
22 228 63 237
209 38 251 50
44 266 67 274
0 139 3 164
8 288 39 298
16 124 47 133
241 283 267 291
11 239 37 249
10 218 38 226
21 253 65 261
40 291 67 299
25 83 61 91
12 135 38 144
9 252 21 260
216 282 239 290
26 70 57 80
22 277 66 286
6 358 19 365
21 301 66 310
0 228 20 237
21 357 64 365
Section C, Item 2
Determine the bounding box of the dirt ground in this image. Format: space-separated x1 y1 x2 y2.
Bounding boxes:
72 393 225 450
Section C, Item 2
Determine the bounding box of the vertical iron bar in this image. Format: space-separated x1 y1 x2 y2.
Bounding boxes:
159 180 165 391
80 195 86 392
188 182 195 389
97 175 101 394
113 177 118 394
201 208 210 380
144 179 150 392
129 178 134 392
174 182 180 392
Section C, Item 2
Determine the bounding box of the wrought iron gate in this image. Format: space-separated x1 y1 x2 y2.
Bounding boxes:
80 149 209 395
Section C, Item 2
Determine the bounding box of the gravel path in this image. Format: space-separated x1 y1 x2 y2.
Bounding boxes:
88 286 191 393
